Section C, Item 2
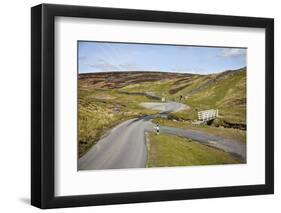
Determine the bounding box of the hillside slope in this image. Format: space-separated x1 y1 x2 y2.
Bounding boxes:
178 68 246 126
78 67 246 156
118 68 246 125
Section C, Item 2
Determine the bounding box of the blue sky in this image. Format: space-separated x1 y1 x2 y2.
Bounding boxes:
78 41 246 74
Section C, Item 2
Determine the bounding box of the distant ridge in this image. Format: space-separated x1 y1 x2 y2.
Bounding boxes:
79 71 197 89
79 70 198 76
78 67 246 89
79 66 246 76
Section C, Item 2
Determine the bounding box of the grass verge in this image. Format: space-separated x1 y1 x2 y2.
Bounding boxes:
147 133 242 167
153 118 246 143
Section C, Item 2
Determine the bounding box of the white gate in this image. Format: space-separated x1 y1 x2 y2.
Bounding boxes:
198 109 218 121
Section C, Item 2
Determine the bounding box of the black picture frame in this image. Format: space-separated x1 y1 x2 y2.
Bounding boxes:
31 3 274 209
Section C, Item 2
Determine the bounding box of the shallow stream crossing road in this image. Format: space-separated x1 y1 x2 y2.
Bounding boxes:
78 102 246 170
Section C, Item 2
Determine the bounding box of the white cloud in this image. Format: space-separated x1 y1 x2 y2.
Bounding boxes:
88 59 120 71
118 63 139 70
220 48 246 57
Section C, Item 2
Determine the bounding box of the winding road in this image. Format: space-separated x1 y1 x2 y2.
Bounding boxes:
78 102 246 170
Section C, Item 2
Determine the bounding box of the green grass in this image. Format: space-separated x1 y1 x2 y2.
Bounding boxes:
171 108 198 121
120 79 175 98
186 69 246 124
147 133 242 167
78 86 159 157
121 69 246 125
153 118 246 143
170 75 211 96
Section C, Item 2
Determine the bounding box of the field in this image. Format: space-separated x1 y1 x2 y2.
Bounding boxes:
78 68 247 167
147 134 242 167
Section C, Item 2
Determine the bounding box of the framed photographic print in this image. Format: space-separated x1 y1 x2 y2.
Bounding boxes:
31 3 274 209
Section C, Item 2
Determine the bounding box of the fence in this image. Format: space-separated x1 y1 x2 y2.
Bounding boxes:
198 109 219 121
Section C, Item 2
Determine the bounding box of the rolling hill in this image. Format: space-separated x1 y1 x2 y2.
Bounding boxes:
78 67 246 156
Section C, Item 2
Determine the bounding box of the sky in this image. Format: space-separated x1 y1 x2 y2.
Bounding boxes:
78 41 246 74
